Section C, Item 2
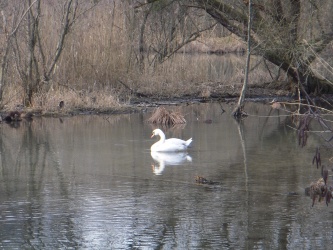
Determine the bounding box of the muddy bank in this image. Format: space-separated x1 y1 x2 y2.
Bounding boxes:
129 82 294 107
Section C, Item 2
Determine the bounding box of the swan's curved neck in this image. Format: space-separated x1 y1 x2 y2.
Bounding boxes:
158 132 166 143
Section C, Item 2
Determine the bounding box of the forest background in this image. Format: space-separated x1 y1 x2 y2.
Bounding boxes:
0 0 332 113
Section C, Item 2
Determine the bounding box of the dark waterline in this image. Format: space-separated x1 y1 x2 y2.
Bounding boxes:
0 103 332 249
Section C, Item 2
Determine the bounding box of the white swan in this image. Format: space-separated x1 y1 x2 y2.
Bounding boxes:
151 151 192 175
150 129 192 152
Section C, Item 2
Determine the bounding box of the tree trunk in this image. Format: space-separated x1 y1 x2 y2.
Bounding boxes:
138 8 151 72
23 0 40 106
232 0 252 118
195 0 333 95
0 37 10 107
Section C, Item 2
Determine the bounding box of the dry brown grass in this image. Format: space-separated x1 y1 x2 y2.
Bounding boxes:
147 107 186 125
1 84 120 113
0 85 23 110
0 1 276 112
34 87 120 112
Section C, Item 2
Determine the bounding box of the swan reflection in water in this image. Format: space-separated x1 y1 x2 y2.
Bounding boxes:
151 151 192 175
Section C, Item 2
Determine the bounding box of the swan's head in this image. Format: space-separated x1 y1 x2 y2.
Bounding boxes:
151 129 163 138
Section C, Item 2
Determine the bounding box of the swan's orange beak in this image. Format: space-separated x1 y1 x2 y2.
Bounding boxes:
151 133 154 138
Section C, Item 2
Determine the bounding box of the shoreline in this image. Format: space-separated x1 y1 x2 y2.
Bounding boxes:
1 85 295 119
3 80 332 119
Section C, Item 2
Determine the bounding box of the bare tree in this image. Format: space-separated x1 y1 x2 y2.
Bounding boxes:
135 0 217 68
1 0 100 107
143 0 333 96
0 0 39 107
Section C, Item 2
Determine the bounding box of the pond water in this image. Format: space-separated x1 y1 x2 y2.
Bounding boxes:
0 102 332 249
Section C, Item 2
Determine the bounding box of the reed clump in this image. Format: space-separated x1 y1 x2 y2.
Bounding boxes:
147 107 186 125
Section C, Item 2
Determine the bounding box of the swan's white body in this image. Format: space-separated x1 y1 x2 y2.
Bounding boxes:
150 129 192 152
151 151 192 175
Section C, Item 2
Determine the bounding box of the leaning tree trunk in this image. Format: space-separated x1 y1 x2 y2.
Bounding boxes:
232 0 252 118
196 0 333 95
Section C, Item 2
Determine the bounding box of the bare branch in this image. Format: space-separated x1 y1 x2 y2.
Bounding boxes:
9 0 38 37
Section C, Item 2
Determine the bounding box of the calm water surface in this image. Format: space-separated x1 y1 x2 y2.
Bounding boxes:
0 103 332 249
